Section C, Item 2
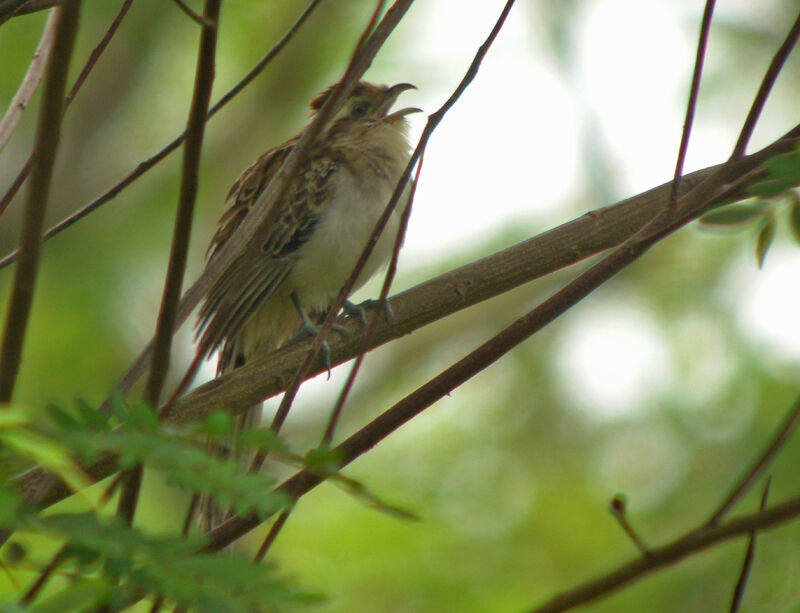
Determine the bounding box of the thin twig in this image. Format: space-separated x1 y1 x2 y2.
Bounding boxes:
19 543 67 605
706 393 800 526
0 0 324 271
270 0 516 445
239 0 390 481
668 0 715 208
0 0 135 224
182 494 199 537
263 0 390 438
321 149 422 444
609 495 650 557
0 9 57 156
0 0 82 403
729 477 771 613
117 0 221 526
527 491 798 613
253 509 290 562
171 0 212 27
731 9 800 158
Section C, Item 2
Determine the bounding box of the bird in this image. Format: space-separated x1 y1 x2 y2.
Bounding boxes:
193 81 420 530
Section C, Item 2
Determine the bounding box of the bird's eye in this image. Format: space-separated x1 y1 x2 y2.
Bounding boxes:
350 101 371 117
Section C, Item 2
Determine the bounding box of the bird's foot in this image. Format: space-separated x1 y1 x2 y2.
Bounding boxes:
342 300 367 326
346 297 395 325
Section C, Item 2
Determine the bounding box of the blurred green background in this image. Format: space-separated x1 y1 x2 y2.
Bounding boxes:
1 1 800 611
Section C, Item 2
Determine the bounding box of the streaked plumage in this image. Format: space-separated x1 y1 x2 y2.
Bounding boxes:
196 81 418 374
194 82 418 531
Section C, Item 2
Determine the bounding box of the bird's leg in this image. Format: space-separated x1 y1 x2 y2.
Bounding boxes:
289 293 348 375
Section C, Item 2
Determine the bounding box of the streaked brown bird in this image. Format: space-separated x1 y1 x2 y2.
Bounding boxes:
194 81 420 530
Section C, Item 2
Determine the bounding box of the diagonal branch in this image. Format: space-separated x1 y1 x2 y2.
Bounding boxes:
0 0 82 403
198 122 799 549
707 393 800 525
732 9 800 158
9 125 800 516
527 489 800 613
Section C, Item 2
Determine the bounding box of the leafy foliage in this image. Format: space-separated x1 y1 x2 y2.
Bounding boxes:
698 147 800 265
0 401 320 611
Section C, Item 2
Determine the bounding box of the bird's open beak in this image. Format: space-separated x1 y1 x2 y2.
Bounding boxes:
379 82 422 119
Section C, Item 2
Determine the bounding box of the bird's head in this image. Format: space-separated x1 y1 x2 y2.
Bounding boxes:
309 81 421 127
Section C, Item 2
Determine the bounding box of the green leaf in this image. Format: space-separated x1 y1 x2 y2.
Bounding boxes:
0 429 92 495
329 473 420 521
0 487 21 527
765 151 800 182
237 427 291 455
126 403 159 431
57 428 288 517
698 203 765 227
789 194 800 243
749 178 792 199
197 411 233 437
44 404 82 430
72 398 110 431
304 444 344 475
755 217 776 268
29 579 110 613
25 513 318 612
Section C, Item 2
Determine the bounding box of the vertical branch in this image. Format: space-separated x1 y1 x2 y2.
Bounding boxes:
668 0 715 207
117 0 221 525
0 0 82 403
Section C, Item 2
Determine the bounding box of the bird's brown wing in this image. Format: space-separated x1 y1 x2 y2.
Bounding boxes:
195 139 339 360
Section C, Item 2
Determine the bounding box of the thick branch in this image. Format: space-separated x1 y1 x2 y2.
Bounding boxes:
10 126 800 513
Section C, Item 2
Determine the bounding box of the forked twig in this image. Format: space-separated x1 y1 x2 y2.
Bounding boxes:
728 477 771 613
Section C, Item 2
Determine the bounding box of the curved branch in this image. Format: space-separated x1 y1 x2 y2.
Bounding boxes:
0 8 57 157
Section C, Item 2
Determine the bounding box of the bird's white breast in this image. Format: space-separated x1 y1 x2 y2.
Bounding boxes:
287 167 404 310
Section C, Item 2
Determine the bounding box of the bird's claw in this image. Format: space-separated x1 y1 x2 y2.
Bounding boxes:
354 297 395 325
